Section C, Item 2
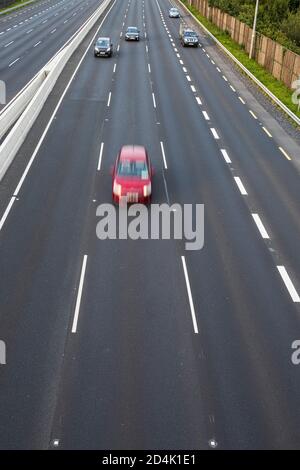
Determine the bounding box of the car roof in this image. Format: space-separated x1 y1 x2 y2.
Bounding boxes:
97 37 110 41
119 145 147 161
127 26 138 29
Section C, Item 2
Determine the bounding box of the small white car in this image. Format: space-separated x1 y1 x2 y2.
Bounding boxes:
169 8 180 18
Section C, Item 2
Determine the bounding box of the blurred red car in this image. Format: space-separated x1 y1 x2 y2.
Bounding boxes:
112 145 153 204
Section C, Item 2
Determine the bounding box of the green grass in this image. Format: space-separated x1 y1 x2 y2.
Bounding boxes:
180 0 300 121
0 0 37 14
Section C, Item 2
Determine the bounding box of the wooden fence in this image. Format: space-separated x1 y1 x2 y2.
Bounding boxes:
188 0 300 89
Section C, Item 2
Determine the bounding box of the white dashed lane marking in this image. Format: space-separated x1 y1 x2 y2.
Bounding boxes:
277 266 300 302
234 177 247 195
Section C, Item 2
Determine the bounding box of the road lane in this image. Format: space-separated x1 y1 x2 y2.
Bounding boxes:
0 0 120 449
47 0 214 449
144 0 300 448
0 0 105 105
161 0 300 294
0 0 299 451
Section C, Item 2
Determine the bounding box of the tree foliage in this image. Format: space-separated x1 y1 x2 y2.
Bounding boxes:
208 0 300 52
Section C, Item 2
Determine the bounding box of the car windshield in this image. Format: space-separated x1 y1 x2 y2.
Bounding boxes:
185 31 197 37
97 39 109 47
117 160 148 179
127 27 138 33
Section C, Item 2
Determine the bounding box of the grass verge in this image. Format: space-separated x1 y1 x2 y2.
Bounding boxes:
0 0 37 15
180 0 300 121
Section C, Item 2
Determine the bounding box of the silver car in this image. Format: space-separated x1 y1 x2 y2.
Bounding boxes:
169 8 180 18
125 26 140 41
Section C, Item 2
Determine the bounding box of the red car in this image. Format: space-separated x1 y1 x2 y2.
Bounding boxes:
112 145 153 204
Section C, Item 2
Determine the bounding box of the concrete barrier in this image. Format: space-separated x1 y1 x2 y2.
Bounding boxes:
0 71 47 140
0 0 108 137
0 0 113 182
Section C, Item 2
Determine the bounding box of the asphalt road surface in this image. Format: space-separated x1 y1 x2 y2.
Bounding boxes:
0 0 105 106
0 0 299 450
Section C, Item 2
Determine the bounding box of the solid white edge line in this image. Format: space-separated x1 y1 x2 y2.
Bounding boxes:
0 197 16 231
181 256 199 334
97 142 104 171
71 255 88 333
160 141 167 169
234 176 247 195
252 213 270 239
220 148 231 163
277 266 300 302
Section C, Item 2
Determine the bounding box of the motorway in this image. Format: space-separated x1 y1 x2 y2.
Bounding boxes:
0 0 106 105
0 0 300 450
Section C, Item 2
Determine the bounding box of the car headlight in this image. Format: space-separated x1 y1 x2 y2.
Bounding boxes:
95 47 99 52
113 181 122 196
106 47 111 51
143 183 151 197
